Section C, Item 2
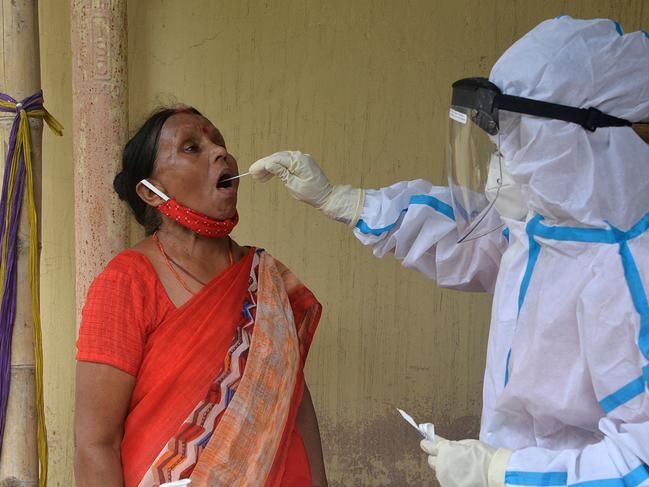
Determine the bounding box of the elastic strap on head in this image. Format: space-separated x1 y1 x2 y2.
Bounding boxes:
495 94 632 132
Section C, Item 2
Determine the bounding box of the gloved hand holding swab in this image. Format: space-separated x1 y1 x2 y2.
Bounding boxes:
247 151 365 225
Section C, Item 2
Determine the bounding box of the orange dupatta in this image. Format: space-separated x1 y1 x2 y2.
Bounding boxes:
121 249 320 487
190 251 321 486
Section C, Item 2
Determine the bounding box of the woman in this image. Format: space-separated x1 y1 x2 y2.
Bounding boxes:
74 107 327 487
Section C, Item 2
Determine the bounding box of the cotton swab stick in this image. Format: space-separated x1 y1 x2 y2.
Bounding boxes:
219 172 250 183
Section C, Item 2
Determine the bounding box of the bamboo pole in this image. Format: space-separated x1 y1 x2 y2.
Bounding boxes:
0 0 42 485
70 0 129 325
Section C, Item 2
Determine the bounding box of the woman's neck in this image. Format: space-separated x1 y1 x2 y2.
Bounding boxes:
155 221 231 266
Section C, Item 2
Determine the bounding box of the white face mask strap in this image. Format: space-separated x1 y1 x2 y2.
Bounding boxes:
140 179 170 202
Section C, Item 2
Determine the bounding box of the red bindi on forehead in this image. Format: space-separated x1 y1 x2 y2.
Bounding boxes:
201 126 209 135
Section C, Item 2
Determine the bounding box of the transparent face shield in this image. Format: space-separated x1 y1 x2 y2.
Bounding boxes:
447 76 633 242
447 106 504 242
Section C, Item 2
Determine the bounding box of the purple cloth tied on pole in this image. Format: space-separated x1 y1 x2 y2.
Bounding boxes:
0 91 46 454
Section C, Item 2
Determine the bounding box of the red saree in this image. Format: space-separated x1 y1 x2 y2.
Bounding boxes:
77 247 321 486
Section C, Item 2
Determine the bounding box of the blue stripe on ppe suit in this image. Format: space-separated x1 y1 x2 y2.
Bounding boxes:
511 211 649 402
506 212 649 486
355 194 455 235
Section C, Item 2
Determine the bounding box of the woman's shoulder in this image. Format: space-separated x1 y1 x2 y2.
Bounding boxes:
82 249 167 327
88 249 160 298
78 249 161 376
252 249 319 301
101 249 157 279
251 247 287 271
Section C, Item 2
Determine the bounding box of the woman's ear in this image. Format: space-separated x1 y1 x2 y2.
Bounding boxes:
135 179 168 207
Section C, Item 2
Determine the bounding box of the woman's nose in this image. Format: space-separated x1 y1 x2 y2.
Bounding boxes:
210 143 228 162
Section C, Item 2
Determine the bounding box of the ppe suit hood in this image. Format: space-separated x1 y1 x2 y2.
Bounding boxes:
489 16 649 230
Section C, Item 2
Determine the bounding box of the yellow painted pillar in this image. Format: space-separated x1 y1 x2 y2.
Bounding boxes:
0 0 43 484
71 0 129 323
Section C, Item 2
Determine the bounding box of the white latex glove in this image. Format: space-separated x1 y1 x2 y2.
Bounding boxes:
249 151 365 226
420 426 512 487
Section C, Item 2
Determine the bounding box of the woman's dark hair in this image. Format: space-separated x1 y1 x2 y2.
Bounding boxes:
113 106 202 235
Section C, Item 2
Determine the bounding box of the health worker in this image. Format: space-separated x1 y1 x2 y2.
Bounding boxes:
249 16 649 487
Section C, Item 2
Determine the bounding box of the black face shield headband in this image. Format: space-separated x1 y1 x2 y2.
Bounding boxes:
451 77 632 136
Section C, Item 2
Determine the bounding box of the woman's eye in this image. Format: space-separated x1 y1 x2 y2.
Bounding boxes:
184 144 198 153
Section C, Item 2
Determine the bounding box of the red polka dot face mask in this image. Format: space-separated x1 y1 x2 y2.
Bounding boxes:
140 179 239 238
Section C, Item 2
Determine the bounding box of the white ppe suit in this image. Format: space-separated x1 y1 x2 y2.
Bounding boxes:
249 16 649 487
353 17 649 486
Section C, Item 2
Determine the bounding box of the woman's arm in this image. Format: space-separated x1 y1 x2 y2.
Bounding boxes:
74 362 135 487
296 384 328 487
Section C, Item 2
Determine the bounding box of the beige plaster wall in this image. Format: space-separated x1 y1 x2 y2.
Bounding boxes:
39 1 648 485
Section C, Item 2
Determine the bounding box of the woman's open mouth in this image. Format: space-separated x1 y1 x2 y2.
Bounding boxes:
216 172 236 190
